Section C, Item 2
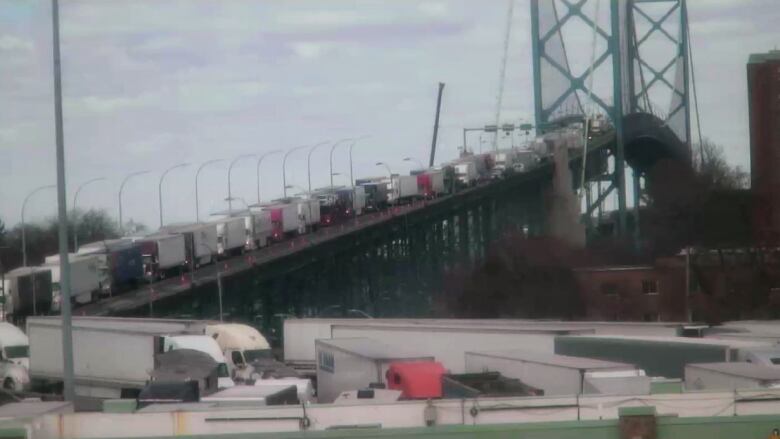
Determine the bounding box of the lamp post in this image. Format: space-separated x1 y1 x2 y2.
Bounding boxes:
118 170 151 235
282 145 308 198
158 163 190 228
403 157 425 171
72 177 106 250
21 185 55 267
348 136 370 190
307 141 330 195
227 154 256 216
195 159 224 223
329 138 353 188
256 150 282 204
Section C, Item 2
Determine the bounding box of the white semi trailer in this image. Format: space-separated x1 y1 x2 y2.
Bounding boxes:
27 317 235 399
282 319 686 373
43 253 101 306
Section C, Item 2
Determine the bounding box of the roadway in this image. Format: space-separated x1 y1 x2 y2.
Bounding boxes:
74 191 465 316
75 131 617 317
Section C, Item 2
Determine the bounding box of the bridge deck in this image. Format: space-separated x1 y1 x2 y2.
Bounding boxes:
74 133 614 317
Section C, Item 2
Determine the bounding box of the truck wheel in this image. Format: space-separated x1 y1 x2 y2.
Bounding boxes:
3 378 15 391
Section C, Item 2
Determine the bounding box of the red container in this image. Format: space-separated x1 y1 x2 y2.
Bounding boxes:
386 361 446 399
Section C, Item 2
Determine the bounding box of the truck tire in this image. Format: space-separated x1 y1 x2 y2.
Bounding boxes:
3 378 15 391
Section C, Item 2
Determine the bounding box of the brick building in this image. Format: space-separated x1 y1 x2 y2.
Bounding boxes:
573 262 687 322
748 50 780 244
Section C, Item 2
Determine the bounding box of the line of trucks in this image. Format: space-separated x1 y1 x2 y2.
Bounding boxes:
11 317 311 404
1 144 560 321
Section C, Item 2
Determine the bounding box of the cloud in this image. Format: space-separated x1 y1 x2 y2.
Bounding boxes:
0 35 33 52
290 41 360 60
418 2 449 18
71 93 160 113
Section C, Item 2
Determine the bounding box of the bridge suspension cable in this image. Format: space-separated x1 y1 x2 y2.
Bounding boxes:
493 0 515 152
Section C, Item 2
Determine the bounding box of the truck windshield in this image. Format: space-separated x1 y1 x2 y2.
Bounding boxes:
244 349 273 362
4 345 29 359
217 363 230 378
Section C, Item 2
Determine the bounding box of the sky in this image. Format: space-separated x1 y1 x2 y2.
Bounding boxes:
0 0 777 229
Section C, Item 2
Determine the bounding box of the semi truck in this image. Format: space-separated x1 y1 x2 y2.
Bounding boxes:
297 198 320 231
27 316 236 399
159 222 218 267
416 171 445 197
263 203 299 240
43 253 101 306
243 211 272 250
389 175 419 204
131 233 186 280
453 161 478 187
77 239 144 296
212 216 246 257
1 267 53 321
356 177 390 211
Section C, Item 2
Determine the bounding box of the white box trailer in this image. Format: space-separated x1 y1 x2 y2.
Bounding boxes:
160 223 218 266
298 199 320 229
131 233 186 279
26 317 218 399
315 338 433 403
212 216 246 256
390 175 418 203
43 254 101 305
454 161 478 186
282 319 683 374
1 267 53 318
465 350 648 396
331 324 592 374
244 211 272 249
685 363 780 392
352 186 367 215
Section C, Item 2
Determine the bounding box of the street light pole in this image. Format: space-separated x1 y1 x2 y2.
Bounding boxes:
282 145 309 198
329 138 352 188
51 0 75 403
256 150 282 204
159 163 190 228
118 170 151 235
195 159 224 223
21 185 55 267
72 177 106 251
227 154 256 216
307 141 330 195
348 137 370 190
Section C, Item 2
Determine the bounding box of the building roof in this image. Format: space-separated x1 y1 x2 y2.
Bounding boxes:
749 50 780 64
687 362 780 380
316 337 432 361
466 349 636 371
558 335 770 349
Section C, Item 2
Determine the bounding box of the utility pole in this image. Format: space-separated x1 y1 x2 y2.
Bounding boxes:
51 0 75 402
429 82 445 167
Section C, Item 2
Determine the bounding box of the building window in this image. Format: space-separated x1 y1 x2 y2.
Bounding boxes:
601 283 618 296
642 279 659 295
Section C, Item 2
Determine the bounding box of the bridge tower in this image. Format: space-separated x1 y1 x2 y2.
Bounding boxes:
530 0 690 235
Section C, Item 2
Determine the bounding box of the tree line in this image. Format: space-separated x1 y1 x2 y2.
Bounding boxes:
0 209 146 273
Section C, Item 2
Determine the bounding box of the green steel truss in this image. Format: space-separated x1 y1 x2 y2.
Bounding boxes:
530 0 690 236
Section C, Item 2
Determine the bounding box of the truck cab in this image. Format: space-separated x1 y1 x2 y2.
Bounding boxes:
0 322 29 370
205 324 272 381
163 335 235 389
